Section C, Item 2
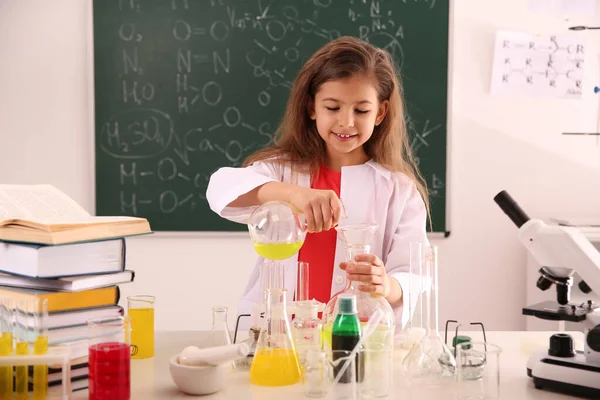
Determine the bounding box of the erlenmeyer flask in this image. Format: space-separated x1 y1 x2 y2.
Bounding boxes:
206 306 232 347
404 246 456 385
323 224 395 352
250 288 302 386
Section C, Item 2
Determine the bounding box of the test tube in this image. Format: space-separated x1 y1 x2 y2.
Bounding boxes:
0 298 14 399
33 299 48 400
296 262 309 302
15 300 29 400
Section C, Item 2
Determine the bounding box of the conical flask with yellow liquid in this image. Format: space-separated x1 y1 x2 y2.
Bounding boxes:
249 288 303 386
247 202 305 386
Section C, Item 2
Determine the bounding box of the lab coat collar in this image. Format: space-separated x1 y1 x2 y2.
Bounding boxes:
365 159 391 180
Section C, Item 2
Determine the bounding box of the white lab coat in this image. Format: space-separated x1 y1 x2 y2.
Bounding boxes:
206 159 429 331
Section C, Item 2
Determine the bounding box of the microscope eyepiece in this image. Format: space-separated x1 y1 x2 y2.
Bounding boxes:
493 190 531 228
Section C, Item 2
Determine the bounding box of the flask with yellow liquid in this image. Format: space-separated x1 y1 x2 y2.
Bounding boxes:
247 202 305 386
249 288 302 386
248 201 306 261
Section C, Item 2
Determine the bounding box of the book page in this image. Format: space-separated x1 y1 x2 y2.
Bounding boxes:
0 185 90 225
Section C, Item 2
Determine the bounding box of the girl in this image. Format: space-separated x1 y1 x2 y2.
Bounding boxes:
206 36 430 329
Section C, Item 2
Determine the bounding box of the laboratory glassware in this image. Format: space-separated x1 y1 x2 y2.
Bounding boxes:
250 288 302 386
88 316 132 400
0 298 13 398
292 262 322 364
395 242 427 363
127 295 155 359
207 306 233 347
456 342 502 400
248 201 306 261
404 246 456 385
323 224 395 351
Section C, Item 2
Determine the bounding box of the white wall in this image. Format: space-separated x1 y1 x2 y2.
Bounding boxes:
1 0 599 333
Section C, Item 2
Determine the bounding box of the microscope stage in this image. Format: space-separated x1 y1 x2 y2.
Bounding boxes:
523 301 597 322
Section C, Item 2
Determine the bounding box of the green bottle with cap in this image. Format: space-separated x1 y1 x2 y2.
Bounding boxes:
331 294 364 383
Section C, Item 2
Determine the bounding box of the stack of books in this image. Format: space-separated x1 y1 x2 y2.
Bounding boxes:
0 184 152 393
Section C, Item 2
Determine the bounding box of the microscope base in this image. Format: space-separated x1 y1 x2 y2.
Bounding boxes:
527 349 600 398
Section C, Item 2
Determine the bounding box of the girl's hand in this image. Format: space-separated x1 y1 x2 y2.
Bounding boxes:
289 187 344 233
340 254 391 297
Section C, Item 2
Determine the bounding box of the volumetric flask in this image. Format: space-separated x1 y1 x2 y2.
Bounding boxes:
250 288 302 386
248 201 306 260
88 316 132 400
456 342 502 400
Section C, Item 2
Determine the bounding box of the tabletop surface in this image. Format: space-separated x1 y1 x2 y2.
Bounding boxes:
72 330 587 400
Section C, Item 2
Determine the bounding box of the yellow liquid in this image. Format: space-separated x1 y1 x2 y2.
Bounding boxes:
33 335 48 400
0 333 12 399
254 242 303 260
250 348 302 386
130 307 154 359
15 342 28 400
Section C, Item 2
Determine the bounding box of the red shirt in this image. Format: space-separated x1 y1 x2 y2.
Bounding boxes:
297 165 341 304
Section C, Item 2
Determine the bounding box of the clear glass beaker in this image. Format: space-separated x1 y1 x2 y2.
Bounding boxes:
330 349 358 400
207 306 232 347
323 224 395 353
456 342 502 400
359 342 393 398
248 201 306 260
250 288 302 386
88 316 132 400
127 295 155 359
302 349 330 398
301 349 358 400
404 246 456 386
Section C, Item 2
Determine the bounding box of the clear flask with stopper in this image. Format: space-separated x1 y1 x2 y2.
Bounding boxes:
323 224 396 351
250 288 303 386
404 246 456 385
206 306 232 347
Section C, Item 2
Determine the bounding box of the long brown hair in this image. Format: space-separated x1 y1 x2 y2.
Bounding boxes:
244 36 430 214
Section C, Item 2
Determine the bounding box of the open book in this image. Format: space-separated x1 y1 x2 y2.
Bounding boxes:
0 184 151 245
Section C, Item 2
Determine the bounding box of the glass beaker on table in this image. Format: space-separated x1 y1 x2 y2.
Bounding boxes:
88 316 132 400
127 295 155 359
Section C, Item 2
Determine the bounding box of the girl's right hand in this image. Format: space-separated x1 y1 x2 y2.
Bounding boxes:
289 187 345 233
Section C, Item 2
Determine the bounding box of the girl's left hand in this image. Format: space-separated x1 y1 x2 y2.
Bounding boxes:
340 254 391 297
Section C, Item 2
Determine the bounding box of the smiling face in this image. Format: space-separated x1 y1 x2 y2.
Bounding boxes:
309 74 388 170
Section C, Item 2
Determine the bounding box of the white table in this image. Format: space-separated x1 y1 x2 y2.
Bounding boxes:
73 331 586 399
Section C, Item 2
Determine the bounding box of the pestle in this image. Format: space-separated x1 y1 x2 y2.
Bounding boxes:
178 342 250 367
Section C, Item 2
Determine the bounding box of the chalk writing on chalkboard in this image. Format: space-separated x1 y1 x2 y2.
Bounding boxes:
94 0 449 232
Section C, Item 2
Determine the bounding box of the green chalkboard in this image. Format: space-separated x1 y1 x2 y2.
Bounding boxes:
94 0 449 234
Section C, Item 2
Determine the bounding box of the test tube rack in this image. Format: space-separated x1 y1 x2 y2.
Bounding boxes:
0 350 72 400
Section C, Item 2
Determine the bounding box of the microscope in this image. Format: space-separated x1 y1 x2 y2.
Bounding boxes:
494 191 600 398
